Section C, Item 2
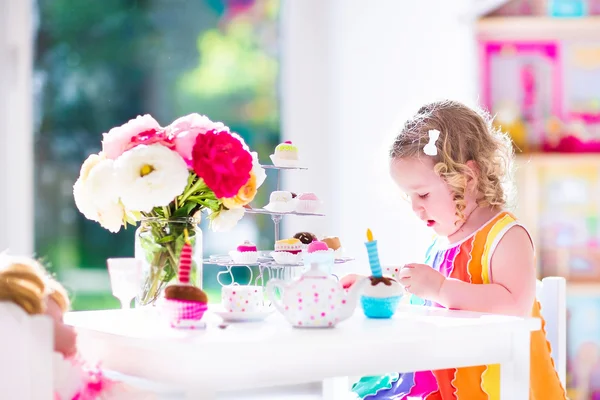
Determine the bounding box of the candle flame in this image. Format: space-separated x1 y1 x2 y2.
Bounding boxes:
183 228 190 245
366 228 373 242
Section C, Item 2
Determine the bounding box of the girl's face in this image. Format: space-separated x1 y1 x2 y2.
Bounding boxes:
390 156 470 238
44 297 77 357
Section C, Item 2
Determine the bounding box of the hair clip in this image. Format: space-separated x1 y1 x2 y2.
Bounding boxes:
423 129 440 156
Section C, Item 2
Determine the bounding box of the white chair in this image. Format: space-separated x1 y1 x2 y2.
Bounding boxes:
536 276 567 388
0 302 54 400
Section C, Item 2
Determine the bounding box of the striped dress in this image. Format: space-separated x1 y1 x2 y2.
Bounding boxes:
352 211 566 399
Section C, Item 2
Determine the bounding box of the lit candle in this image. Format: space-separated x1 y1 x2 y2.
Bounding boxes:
178 229 192 284
365 228 382 277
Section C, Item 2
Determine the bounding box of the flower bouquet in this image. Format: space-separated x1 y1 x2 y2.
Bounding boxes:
73 113 266 305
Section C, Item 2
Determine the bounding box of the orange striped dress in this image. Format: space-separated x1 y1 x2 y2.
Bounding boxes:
352 211 567 399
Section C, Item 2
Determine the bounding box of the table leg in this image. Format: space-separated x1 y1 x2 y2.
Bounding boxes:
500 330 530 400
322 377 351 400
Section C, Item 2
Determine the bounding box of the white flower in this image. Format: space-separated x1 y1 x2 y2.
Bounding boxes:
114 144 189 212
209 207 245 232
251 151 266 189
73 154 125 233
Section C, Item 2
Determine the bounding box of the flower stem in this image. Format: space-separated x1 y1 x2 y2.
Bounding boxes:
179 177 206 204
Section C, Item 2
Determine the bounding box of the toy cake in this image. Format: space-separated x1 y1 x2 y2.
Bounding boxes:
293 231 317 245
264 190 296 213
229 240 259 264
361 276 403 319
272 238 303 264
270 140 299 167
163 231 208 328
295 192 321 214
360 229 403 318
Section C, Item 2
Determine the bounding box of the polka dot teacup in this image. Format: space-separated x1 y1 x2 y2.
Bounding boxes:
221 284 266 313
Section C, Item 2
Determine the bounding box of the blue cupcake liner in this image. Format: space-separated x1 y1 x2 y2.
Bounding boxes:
361 295 401 319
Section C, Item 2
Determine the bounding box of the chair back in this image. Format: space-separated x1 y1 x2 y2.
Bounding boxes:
536 277 567 388
0 303 54 399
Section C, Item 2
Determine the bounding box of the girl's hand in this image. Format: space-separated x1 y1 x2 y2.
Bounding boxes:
397 264 445 300
340 274 365 289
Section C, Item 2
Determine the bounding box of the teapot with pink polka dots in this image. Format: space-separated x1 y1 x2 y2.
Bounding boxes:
266 262 367 328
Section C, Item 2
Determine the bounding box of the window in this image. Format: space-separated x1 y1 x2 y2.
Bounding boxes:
34 0 280 309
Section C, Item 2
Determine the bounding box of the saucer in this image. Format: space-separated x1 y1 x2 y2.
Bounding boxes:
213 307 275 323
170 319 207 330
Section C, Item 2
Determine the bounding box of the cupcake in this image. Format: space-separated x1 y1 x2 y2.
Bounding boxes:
322 236 343 258
270 141 300 167
295 193 321 214
272 238 303 264
163 284 209 328
322 236 341 250
229 240 259 264
264 191 296 213
360 276 403 319
303 240 335 274
293 231 317 245
162 237 209 328
274 238 303 254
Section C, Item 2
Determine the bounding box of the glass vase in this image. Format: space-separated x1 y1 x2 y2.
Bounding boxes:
134 216 203 306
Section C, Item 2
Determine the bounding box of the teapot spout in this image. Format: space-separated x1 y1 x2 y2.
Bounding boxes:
339 277 368 321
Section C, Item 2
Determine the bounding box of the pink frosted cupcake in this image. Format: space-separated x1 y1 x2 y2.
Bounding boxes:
295 192 321 214
229 240 259 264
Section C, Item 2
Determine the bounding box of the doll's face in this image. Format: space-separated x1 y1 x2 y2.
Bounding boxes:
45 297 77 357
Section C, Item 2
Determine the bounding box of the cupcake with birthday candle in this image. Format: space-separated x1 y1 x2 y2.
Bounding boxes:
162 230 208 328
361 229 403 318
270 141 300 167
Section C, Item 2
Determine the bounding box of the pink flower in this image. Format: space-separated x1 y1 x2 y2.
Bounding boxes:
167 113 226 166
192 129 253 198
101 115 161 160
123 128 175 152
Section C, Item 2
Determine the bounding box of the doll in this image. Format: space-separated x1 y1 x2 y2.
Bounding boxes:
0 254 154 400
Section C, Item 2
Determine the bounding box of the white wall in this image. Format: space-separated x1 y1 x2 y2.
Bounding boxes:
0 0 34 256
281 0 482 274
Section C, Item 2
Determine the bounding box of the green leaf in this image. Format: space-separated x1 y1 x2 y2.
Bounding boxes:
156 235 176 244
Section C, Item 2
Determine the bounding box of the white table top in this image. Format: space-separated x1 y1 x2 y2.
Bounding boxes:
66 305 541 393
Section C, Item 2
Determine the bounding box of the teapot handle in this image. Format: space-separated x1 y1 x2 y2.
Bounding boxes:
266 279 286 315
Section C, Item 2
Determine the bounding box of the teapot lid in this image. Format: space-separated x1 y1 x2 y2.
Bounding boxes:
303 262 330 277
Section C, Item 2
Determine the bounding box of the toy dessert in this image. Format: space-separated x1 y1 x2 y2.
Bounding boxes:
295 192 321 214
269 140 300 167
293 231 317 245
274 238 303 254
360 229 403 319
322 236 343 258
303 240 335 274
228 240 259 264
264 190 296 213
163 230 208 328
322 236 341 250
272 238 303 264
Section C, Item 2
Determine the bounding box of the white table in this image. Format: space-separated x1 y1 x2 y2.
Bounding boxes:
65 305 540 399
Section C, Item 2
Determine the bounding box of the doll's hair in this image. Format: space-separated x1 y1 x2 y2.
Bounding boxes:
0 255 70 314
389 100 515 221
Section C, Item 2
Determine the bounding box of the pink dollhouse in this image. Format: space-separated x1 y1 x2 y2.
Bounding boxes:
478 13 600 153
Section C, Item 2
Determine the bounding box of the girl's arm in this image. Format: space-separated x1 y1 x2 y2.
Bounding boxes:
431 225 536 316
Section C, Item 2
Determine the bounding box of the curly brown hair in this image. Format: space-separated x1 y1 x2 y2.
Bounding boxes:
390 100 514 221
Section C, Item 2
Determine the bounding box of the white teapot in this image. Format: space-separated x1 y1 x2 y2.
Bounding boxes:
266 262 367 328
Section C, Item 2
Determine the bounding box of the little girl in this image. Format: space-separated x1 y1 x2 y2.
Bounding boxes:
0 254 153 399
349 100 566 399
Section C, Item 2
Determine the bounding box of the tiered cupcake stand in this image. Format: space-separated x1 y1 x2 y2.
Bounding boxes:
204 164 353 287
